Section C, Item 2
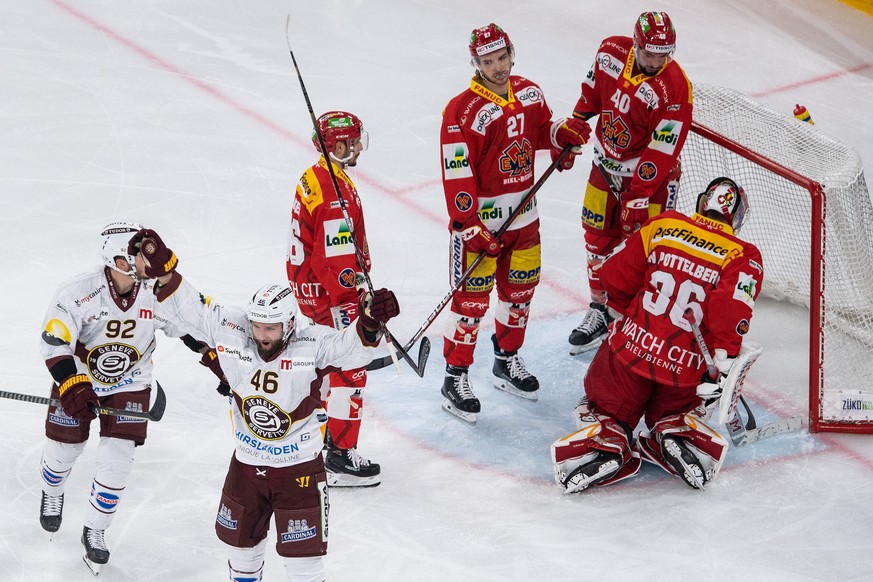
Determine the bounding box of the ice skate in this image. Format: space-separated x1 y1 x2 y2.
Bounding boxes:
661 436 706 490
441 365 480 423
325 443 381 488
561 452 622 494
39 491 64 535
492 335 539 400
82 526 110 575
568 302 613 355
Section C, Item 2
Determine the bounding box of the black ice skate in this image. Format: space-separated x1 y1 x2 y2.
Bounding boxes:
661 436 706 490
491 335 539 401
561 452 622 495
325 442 381 488
568 302 613 355
441 365 480 423
39 491 64 534
82 526 110 575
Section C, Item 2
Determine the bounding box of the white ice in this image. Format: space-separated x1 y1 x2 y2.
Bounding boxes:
2 1 873 580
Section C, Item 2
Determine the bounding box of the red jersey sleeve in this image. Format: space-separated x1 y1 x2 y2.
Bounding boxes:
440 92 482 230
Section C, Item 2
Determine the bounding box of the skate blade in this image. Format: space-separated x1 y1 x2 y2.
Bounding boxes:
326 473 381 488
441 400 477 423
493 380 538 401
569 337 604 356
83 555 105 576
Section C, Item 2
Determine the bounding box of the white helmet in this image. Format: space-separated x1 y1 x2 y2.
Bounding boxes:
697 177 750 233
247 284 298 343
100 221 143 277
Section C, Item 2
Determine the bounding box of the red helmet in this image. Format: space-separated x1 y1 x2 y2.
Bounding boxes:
633 12 676 55
312 111 368 154
697 177 750 232
469 23 514 60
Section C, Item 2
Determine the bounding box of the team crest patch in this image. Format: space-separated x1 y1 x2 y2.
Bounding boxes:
736 319 750 335
637 161 657 181
455 191 473 212
338 268 356 288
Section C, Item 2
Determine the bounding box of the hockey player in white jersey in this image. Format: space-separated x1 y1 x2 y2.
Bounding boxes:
132 228 400 582
37 221 206 575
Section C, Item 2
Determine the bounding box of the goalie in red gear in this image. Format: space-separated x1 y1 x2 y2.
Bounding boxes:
566 11 693 356
437 23 591 423
551 177 762 493
286 110 382 488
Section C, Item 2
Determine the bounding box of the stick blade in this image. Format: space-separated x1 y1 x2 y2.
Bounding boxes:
148 382 167 421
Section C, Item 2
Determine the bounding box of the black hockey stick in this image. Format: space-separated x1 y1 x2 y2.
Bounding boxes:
0 381 167 422
684 309 802 446
366 335 431 376
285 16 426 377
367 145 574 372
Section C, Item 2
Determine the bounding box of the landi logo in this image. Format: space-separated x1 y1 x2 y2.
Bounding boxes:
443 143 473 180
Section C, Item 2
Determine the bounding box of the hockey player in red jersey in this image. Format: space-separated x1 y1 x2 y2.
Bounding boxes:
286 111 382 487
567 11 694 355
438 23 591 422
551 177 763 493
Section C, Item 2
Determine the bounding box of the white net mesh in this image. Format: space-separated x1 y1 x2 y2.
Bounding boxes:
677 83 873 430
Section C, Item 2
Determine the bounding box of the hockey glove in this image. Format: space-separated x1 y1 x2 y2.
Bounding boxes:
58 374 99 421
695 349 735 412
620 193 650 238
199 347 227 384
358 288 400 330
128 228 178 278
551 147 576 172
215 380 232 397
453 219 501 257
551 117 591 152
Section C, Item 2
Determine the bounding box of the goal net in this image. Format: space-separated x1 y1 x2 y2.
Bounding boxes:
676 83 873 433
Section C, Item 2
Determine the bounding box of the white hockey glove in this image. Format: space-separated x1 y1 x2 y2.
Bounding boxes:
696 349 735 418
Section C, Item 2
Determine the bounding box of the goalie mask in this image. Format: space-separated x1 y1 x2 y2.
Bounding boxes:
469 23 514 68
634 11 676 56
100 221 143 277
697 177 750 233
247 283 298 344
312 111 369 164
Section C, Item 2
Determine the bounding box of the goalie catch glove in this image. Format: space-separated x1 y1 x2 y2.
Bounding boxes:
696 349 735 415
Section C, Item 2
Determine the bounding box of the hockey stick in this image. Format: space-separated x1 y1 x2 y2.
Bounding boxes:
683 309 802 446
367 145 574 373
0 381 167 422
285 16 426 377
366 335 431 375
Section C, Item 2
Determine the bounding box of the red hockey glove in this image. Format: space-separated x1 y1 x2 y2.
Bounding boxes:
551 147 576 172
552 117 591 152
58 374 99 421
620 193 650 238
128 228 178 278
453 219 501 256
358 288 400 330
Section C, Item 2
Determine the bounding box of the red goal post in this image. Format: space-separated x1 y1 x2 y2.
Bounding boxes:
677 83 873 434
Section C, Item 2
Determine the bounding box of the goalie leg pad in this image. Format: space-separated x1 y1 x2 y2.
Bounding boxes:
639 414 728 489
551 413 636 494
